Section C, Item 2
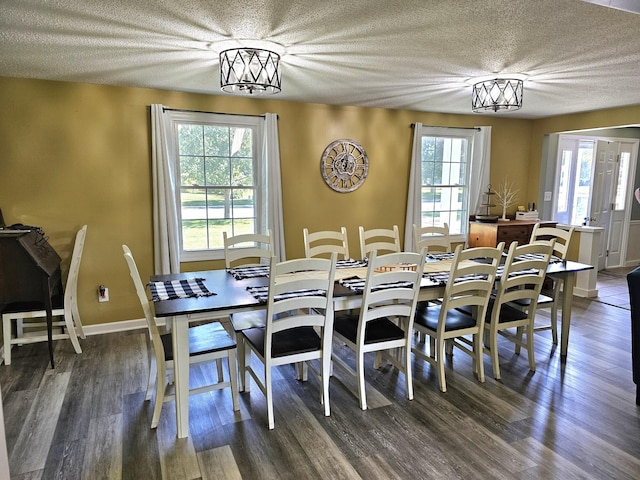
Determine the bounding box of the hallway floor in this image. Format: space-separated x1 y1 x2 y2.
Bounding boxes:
595 265 637 310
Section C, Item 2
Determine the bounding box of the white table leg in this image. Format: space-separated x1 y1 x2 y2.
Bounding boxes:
172 315 190 438
560 271 576 362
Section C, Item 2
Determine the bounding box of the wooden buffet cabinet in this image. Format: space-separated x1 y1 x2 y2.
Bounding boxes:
468 220 557 248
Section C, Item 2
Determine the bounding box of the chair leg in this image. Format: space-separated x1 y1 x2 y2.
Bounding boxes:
228 350 240 412
526 326 536 372
404 344 413 401
16 318 24 344
490 327 501 380
64 312 82 354
2 315 12 365
146 351 157 401
515 326 524 355
265 364 275 430
322 354 331 416
151 362 166 429
429 336 436 358
356 351 367 410
216 358 224 383
436 339 447 393
550 285 561 345
241 337 251 393
71 302 86 339
474 334 485 383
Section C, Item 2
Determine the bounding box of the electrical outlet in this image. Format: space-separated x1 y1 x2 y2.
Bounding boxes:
98 286 109 302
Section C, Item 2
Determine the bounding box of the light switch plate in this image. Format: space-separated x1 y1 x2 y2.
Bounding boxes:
544 191 552 201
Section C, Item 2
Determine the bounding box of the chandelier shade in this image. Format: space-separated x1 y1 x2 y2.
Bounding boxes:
472 78 523 112
219 48 281 95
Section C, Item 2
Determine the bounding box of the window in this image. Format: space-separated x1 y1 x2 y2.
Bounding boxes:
166 112 266 261
418 132 473 237
614 151 630 211
407 125 488 251
553 137 595 225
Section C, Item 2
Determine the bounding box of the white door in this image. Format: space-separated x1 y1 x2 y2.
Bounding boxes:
607 143 635 267
590 140 619 270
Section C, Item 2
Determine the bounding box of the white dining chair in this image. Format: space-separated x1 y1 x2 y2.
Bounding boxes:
239 254 337 429
512 224 575 345
358 225 401 259
303 227 350 260
332 251 425 410
223 230 274 268
2 225 87 365
482 239 554 379
413 223 451 253
123 245 239 428
412 243 503 392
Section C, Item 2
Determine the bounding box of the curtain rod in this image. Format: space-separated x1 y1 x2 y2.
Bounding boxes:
410 123 480 130
162 107 276 118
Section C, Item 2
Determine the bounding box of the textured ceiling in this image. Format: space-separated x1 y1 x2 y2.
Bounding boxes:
1 0 640 119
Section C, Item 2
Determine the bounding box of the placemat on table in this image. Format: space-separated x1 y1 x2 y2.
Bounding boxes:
339 277 415 293
227 265 270 280
149 278 216 301
246 285 327 304
513 253 563 264
227 258 369 281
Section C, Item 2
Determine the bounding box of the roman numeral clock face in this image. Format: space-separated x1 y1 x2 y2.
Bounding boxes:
320 139 369 193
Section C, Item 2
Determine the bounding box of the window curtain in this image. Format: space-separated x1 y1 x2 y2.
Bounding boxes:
469 126 492 219
151 107 285 270
404 122 423 252
404 124 491 252
263 113 286 261
150 104 180 274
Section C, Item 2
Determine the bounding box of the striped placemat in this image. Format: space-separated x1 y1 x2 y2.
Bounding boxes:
149 278 216 301
227 258 368 280
246 285 327 303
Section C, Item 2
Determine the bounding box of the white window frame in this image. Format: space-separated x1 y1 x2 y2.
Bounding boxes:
165 111 266 262
414 127 476 243
406 125 490 253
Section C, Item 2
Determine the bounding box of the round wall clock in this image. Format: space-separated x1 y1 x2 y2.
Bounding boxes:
320 139 369 193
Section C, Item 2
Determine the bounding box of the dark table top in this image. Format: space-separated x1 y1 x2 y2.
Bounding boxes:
151 260 593 319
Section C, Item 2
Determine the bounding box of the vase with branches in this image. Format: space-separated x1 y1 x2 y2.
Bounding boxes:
494 179 519 221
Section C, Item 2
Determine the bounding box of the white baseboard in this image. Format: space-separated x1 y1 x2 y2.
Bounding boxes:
81 317 166 336
0 317 167 365
574 287 598 298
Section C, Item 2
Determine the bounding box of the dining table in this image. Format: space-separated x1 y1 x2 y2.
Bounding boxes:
151 256 592 438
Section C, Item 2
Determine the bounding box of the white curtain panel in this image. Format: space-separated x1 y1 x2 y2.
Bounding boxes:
469 126 492 218
263 113 286 261
404 122 423 252
150 104 180 274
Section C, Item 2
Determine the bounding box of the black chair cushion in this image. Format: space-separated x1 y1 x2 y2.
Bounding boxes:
477 298 529 324
414 303 476 332
458 298 529 324
334 313 405 345
1 293 65 314
242 326 321 358
511 292 553 308
161 322 236 361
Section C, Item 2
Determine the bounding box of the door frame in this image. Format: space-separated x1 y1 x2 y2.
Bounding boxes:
554 134 639 269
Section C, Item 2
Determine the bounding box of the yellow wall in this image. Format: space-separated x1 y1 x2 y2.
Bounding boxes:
0 75 636 328
526 104 640 201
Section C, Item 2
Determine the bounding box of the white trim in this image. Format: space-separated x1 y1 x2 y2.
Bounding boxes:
81 318 160 336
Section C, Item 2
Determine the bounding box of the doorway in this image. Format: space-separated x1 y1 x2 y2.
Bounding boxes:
552 134 639 269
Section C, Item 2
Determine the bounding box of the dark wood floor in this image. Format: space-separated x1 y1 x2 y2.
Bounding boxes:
2 273 639 479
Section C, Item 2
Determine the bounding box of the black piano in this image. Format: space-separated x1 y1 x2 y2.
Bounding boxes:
0 227 61 367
